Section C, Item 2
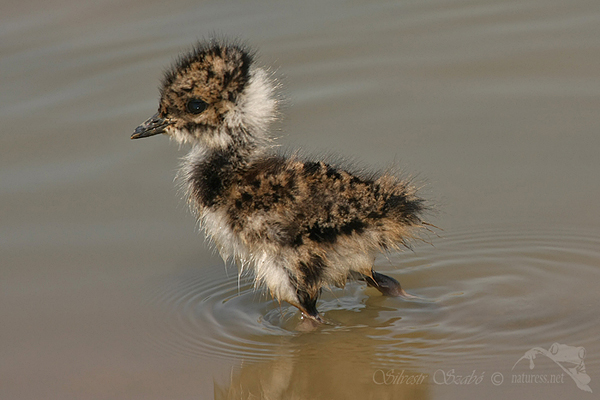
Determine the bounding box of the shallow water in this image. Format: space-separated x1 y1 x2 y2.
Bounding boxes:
148 227 600 398
2 0 600 399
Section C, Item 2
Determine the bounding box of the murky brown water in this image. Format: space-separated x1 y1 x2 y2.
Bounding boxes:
2 0 599 399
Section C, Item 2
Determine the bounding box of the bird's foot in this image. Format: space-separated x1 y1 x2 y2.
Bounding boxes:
365 271 415 298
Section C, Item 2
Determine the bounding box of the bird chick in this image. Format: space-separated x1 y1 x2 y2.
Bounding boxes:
132 39 429 323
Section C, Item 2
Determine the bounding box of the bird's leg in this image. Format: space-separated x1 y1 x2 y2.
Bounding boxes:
296 288 324 323
290 257 326 324
362 270 409 297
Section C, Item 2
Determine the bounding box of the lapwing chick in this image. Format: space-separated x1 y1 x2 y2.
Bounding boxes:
132 39 429 323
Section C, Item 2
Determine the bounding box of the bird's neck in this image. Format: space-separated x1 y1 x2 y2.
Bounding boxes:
203 125 267 165
180 137 265 209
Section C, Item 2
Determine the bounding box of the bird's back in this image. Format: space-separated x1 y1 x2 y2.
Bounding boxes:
191 152 425 259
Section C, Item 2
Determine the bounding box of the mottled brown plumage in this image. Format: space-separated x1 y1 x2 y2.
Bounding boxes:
132 39 430 322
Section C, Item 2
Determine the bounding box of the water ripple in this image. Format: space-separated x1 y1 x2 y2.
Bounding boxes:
143 226 600 363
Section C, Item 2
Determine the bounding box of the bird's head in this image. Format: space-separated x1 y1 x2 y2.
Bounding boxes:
132 40 277 150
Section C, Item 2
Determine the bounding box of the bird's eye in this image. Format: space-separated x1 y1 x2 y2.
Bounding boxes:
186 98 208 114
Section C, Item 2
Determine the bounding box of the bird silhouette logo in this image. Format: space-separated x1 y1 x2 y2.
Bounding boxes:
512 343 592 392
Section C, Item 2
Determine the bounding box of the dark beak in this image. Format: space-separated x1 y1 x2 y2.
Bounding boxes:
131 113 169 139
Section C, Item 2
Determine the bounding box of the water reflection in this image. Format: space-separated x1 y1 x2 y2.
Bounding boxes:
144 227 600 398
214 329 431 400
